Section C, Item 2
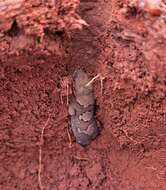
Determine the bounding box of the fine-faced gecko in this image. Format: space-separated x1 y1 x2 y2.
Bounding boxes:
68 69 99 146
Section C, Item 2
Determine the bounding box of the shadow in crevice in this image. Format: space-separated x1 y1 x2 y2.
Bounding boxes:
6 20 20 37
65 1 105 74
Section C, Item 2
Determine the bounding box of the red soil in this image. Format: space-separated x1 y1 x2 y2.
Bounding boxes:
0 0 166 189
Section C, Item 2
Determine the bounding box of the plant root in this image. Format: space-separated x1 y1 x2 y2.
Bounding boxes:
38 116 50 190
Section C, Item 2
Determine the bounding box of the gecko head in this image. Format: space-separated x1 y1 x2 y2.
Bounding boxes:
73 69 93 96
73 69 87 81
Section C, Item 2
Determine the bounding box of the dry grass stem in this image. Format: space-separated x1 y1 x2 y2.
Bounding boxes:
67 128 72 148
74 155 89 161
85 73 101 87
38 116 50 190
122 129 139 144
60 93 63 105
66 83 69 105
85 73 105 95
100 76 105 95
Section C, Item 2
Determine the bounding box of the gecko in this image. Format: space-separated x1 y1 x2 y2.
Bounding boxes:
68 69 99 146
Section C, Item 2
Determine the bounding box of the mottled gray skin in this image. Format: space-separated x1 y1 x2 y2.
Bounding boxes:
69 69 99 146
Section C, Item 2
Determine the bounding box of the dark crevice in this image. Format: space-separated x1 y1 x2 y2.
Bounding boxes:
44 28 65 41
6 20 20 37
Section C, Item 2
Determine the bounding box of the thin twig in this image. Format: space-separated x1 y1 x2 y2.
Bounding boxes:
38 148 43 190
38 116 50 190
66 83 69 105
85 73 101 87
100 76 105 95
60 93 63 105
73 155 89 161
122 129 139 144
67 126 72 148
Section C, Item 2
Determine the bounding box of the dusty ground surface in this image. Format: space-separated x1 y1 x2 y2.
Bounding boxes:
0 0 85 57
0 0 166 189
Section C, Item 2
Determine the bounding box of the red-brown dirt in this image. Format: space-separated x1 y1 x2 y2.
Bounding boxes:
0 0 166 190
